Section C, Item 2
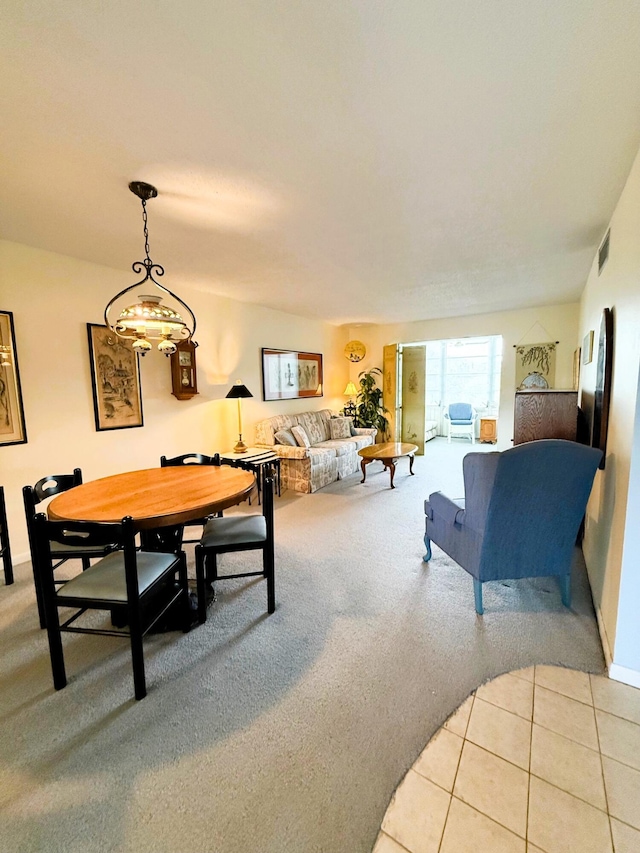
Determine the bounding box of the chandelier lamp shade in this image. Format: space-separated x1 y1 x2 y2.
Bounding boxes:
226 381 253 453
104 181 196 356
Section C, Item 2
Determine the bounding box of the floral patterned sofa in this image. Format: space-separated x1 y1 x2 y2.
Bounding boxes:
255 408 377 493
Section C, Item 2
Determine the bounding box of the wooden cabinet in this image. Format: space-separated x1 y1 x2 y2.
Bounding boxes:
513 390 578 445
480 417 498 444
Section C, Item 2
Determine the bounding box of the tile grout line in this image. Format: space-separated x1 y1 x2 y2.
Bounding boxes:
377 831 412 853
590 674 615 853
527 672 536 847
436 690 475 853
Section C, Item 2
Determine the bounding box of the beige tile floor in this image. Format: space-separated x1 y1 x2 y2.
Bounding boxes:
374 667 640 853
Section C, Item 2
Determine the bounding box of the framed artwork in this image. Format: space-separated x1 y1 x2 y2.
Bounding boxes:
0 310 27 446
261 348 323 401
582 330 594 365
572 347 581 391
591 308 613 469
87 323 143 431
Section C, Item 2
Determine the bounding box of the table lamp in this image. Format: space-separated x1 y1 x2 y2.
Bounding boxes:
226 381 253 452
343 381 358 418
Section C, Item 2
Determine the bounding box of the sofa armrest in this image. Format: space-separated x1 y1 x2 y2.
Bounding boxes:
269 445 310 460
353 428 377 437
427 491 465 525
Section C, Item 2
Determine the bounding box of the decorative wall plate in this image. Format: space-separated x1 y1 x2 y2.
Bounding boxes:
344 340 366 362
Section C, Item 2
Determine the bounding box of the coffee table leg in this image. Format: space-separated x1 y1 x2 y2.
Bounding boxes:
409 454 415 475
387 460 396 489
360 458 368 483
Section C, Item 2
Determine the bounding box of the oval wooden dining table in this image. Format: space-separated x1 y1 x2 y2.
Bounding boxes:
48 466 256 531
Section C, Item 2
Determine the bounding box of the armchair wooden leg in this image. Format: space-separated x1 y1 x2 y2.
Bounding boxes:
423 534 432 563
473 578 484 615
559 573 571 608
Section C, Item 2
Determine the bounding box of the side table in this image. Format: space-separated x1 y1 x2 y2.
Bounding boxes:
480 417 498 444
219 447 282 503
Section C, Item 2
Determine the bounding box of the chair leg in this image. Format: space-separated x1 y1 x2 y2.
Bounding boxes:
32 562 48 629
264 544 275 614
81 556 91 571
195 546 207 625
43 593 67 690
128 604 146 700
559 573 571 608
179 552 191 632
473 578 484 615
423 534 432 562
206 552 218 583
0 490 14 585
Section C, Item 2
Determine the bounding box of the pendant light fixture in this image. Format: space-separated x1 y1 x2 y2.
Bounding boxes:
104 182 196 356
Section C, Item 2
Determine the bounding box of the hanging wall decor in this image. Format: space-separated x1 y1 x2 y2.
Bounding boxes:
87 323 144 431
515 342 556 390
0 310 27 446
261 348 323 401
591 308 613 469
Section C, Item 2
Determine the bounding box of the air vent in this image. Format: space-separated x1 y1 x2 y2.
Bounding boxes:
598 230 610 274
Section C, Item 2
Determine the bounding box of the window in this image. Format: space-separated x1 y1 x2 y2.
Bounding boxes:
425 335 502 419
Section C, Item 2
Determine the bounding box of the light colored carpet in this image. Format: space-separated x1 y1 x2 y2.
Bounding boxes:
0 441 605 853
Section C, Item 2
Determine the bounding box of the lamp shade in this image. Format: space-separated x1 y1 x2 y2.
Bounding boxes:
343 381 358 397
226 381 253 399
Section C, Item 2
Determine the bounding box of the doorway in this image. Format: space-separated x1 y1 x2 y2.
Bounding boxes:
395 335 503 450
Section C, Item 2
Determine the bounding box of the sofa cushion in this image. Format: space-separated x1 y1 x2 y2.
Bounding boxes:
329 417 352 440
314 440 355 458
291 425 311 448
274 428 297 446
297 411 326 445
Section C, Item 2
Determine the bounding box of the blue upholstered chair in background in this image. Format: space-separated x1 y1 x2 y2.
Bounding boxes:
423 439 603 614
444 402 477 443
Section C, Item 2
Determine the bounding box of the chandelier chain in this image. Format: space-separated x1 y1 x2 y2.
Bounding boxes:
141 199 151 263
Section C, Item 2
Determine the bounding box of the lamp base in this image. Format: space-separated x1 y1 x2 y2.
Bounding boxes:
233 436 248 453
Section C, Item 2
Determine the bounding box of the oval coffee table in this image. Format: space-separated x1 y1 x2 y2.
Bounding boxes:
358 442 419 489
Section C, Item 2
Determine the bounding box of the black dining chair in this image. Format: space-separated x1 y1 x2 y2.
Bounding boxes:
159 453 223 545
23 469 118 628
34 513 190 700
1 486 14 585
195 468 275 624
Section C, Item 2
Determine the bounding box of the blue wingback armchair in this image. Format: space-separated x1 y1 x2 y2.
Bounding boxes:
423 439 602 614
444 402 477 443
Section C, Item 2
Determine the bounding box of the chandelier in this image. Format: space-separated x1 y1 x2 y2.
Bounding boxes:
104 182 196 356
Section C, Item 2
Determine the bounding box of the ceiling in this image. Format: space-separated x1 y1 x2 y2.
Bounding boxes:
2 1 640 326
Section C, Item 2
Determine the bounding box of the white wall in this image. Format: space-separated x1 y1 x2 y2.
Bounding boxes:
0 240 347 559
578 143 640 678
346 304 579 446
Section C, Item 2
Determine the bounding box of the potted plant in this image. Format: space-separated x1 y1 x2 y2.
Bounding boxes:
354 367 389 439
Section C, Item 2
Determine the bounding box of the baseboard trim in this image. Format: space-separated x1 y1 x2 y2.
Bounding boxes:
11 550 30 568
595 606 613 669
609 663 640 690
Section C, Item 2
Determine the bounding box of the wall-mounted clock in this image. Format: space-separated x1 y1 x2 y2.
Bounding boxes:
344 340 366 362
170 340 199 400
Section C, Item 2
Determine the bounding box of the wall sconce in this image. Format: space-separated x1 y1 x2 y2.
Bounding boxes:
104 182 196 356
226 380 253 452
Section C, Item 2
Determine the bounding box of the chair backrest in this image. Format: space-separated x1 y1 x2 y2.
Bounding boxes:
160 453 220 467
32 469 83 504
23 469 84 550
479 439 602 580
448 402 473 422
262 473 275 536
33 513 139 600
